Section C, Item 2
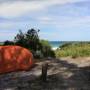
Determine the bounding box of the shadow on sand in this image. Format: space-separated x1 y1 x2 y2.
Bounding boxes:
0 58 90 90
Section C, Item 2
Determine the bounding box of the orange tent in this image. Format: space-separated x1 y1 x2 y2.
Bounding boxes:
0 45 33 74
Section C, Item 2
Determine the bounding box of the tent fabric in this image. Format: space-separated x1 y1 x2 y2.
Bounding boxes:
0 45 33 74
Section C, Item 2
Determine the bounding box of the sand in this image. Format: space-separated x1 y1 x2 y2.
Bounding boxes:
0 57 90 90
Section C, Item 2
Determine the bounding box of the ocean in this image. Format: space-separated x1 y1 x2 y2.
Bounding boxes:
49 41 65 50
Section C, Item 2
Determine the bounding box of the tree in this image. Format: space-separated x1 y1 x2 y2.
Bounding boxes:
3 40 15 45
14 28 55 58
25 28 40 51
14 28 41 53
14 30 26 47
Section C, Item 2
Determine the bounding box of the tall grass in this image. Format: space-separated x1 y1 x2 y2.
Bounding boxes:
55 42 90 58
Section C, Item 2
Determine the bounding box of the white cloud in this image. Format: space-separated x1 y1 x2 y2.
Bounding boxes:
37 16 53 25
38 15 90 29
57 16 90 28
0 31 17 41
0 1 43 17
0 32 16 36
37 16 52 21
1 15 90 31
0 22 14 29
39 32 57 40
0 0 85 18
0 22 22 30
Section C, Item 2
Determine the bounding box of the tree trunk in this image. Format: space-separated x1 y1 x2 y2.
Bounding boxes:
41 62 48 82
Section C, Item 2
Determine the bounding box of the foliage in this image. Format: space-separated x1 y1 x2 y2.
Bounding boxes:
14 29 40 51
3 40 15 45
13 28 55 58
40 40 55 57
14 30 26 47
55 42 90 58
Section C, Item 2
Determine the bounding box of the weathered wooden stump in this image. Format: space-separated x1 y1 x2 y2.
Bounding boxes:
41 62 48 82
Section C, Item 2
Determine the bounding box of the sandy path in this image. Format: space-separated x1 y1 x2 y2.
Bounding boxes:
0 57 90 90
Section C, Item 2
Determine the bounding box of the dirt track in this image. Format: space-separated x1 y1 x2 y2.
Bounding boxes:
0 57 90 90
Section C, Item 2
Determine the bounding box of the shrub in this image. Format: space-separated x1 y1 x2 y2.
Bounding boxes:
55 42 90 58
3 28 55 59
3 40 15 45
40 40 55 58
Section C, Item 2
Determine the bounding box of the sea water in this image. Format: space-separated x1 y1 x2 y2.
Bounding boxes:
49 41 65 50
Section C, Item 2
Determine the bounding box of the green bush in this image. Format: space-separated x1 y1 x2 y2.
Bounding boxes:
40 40 55 58
3 40 15 45
3 28 55 59
55 42 90 58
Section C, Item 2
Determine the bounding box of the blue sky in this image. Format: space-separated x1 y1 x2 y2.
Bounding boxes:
0 0 90 41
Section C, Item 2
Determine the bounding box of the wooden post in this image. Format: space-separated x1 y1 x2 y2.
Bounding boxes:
41 62 48 82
